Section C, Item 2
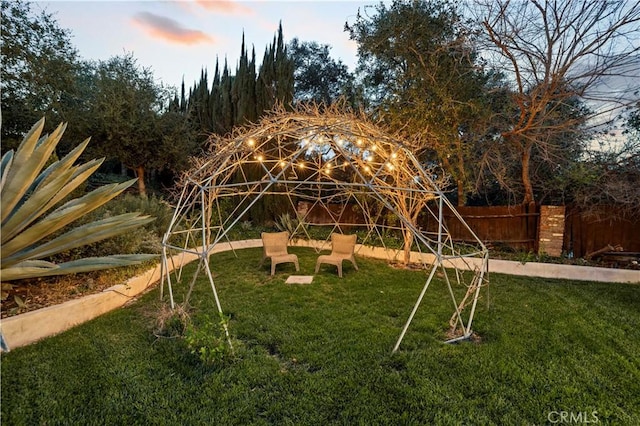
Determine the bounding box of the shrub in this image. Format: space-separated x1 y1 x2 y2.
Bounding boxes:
51 194 174 261
184 313 233 365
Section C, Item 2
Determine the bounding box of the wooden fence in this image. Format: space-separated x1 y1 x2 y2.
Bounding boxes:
425 205 539 252
564 206 640 258
297 201 640 259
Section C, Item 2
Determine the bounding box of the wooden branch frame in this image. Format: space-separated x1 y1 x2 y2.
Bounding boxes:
162 104 490 351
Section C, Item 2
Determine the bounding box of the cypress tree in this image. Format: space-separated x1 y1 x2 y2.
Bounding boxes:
180 24 295 223
180 79 187 113
274 22 294 108
256 45 275 114
220 59 234 134
210 59 224 135
233 34 251 125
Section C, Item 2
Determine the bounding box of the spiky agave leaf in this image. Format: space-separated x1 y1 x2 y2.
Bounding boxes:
0 118 160 282
0 150 14 192
0 119 66 223
31 137 92 193
0 255 157 281
2 213 155 267
1 180 139 259
1 159 106 245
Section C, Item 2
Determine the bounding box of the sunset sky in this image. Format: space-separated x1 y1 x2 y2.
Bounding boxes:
36 0 380 89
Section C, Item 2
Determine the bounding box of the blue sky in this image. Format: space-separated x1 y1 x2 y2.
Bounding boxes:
36 0 379 89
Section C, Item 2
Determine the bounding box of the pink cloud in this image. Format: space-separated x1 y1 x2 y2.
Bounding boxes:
132 12 214 45
194 0 255 16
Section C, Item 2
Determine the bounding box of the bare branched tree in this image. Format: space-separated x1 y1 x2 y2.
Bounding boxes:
474 0 640 205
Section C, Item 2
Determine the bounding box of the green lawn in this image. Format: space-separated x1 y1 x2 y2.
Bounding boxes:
2 247 639 425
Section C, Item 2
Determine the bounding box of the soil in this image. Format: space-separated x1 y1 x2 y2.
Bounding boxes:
1 267 149 319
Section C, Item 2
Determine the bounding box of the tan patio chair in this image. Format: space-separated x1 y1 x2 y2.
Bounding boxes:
261 231 299 276
314 233 359 278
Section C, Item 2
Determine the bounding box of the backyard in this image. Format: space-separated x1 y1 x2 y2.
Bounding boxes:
1 247 639 424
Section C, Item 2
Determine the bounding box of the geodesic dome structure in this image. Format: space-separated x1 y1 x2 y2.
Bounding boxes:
161 105 489 352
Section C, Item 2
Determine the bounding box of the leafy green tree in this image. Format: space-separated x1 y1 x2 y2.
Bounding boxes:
288 38 356 107
627 102 640 135
0 0 81 148
347 0 499 205
85 54 196 196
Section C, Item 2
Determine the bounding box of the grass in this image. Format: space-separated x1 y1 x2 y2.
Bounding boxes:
2 247 639 425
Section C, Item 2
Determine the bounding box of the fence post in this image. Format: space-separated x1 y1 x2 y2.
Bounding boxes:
538 205 566 257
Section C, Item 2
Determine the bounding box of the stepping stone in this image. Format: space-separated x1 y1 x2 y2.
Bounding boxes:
285 275 313 284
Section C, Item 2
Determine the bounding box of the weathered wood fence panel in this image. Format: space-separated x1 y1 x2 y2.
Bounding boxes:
420 205 538 252
564 207 640 258
297 201 639 258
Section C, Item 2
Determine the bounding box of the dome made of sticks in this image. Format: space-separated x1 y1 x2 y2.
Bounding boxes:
162 104 489 350
170 104 451 244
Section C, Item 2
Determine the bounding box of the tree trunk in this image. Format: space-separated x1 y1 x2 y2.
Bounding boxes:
403 226 413 265
521 142 534 205
456 144 467 206
135 165 147 198
457 179 465 207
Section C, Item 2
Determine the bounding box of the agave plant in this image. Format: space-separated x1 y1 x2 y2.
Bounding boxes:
0 118 156 282
275 213 307 240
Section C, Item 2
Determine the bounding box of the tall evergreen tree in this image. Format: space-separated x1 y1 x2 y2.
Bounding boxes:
209 60 224 134
255 23 294 114
256 45 276 115
219 60 235 134
233 34 258 125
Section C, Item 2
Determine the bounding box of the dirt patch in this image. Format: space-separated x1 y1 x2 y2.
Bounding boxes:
1 265 151 319
388 262 425 270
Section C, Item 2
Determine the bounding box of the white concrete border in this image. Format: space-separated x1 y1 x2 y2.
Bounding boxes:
2 239 638 351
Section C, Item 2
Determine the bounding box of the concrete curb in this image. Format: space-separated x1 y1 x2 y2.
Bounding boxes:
2 239 638 351
1 251 197 351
